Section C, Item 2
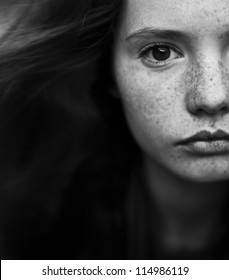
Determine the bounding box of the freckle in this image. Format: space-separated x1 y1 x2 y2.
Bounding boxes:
218 61 229 89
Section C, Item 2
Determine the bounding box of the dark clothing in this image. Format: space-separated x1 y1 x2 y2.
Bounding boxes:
2 167 229 260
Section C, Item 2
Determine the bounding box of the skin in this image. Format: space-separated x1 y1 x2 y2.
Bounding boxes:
113 0 229 254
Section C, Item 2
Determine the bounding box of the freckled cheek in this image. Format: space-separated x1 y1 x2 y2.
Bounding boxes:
117 68 182 131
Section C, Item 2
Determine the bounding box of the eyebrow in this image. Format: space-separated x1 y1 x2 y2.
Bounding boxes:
125 27 196 42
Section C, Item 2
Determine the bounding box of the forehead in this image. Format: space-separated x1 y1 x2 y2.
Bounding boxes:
120 0 229 36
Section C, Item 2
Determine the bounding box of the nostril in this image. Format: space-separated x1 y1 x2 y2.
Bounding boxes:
219 106 229 114
193 108 213 117
194 109 205 117
192 104 229 116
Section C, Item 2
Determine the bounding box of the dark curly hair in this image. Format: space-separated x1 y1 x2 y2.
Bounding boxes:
0 0 143 259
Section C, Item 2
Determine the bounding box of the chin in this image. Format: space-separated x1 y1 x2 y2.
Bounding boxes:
176 166 229 183
166 154 229 183
185 173 229 183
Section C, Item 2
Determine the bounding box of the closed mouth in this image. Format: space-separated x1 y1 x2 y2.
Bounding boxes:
177 129 229 156
178 129 229 145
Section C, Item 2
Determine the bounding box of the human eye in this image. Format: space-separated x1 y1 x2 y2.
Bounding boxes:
138 42 184 68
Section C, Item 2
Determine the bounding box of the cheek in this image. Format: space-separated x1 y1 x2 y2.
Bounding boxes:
115 62 185 144
114 59 229 181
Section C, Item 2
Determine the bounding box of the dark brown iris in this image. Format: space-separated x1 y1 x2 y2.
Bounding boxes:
152 46 171 61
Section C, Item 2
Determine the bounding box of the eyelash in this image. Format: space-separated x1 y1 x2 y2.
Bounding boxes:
138 42 183 68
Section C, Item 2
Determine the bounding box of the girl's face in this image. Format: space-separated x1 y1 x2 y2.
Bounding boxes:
113 0 229 182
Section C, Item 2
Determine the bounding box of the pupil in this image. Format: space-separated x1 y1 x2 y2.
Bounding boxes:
153 46 170 61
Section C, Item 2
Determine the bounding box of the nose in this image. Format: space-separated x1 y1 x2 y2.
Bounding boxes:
185 59 229 116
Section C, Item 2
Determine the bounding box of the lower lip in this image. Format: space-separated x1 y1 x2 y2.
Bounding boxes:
183 140 229 156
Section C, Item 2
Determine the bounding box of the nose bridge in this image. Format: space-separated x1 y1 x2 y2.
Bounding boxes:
186 54 229 114
198 58 223 99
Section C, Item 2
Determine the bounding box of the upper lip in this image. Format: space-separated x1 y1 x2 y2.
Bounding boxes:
178 129 229 145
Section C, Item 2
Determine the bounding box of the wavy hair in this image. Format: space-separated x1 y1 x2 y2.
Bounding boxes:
0 0 141 259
